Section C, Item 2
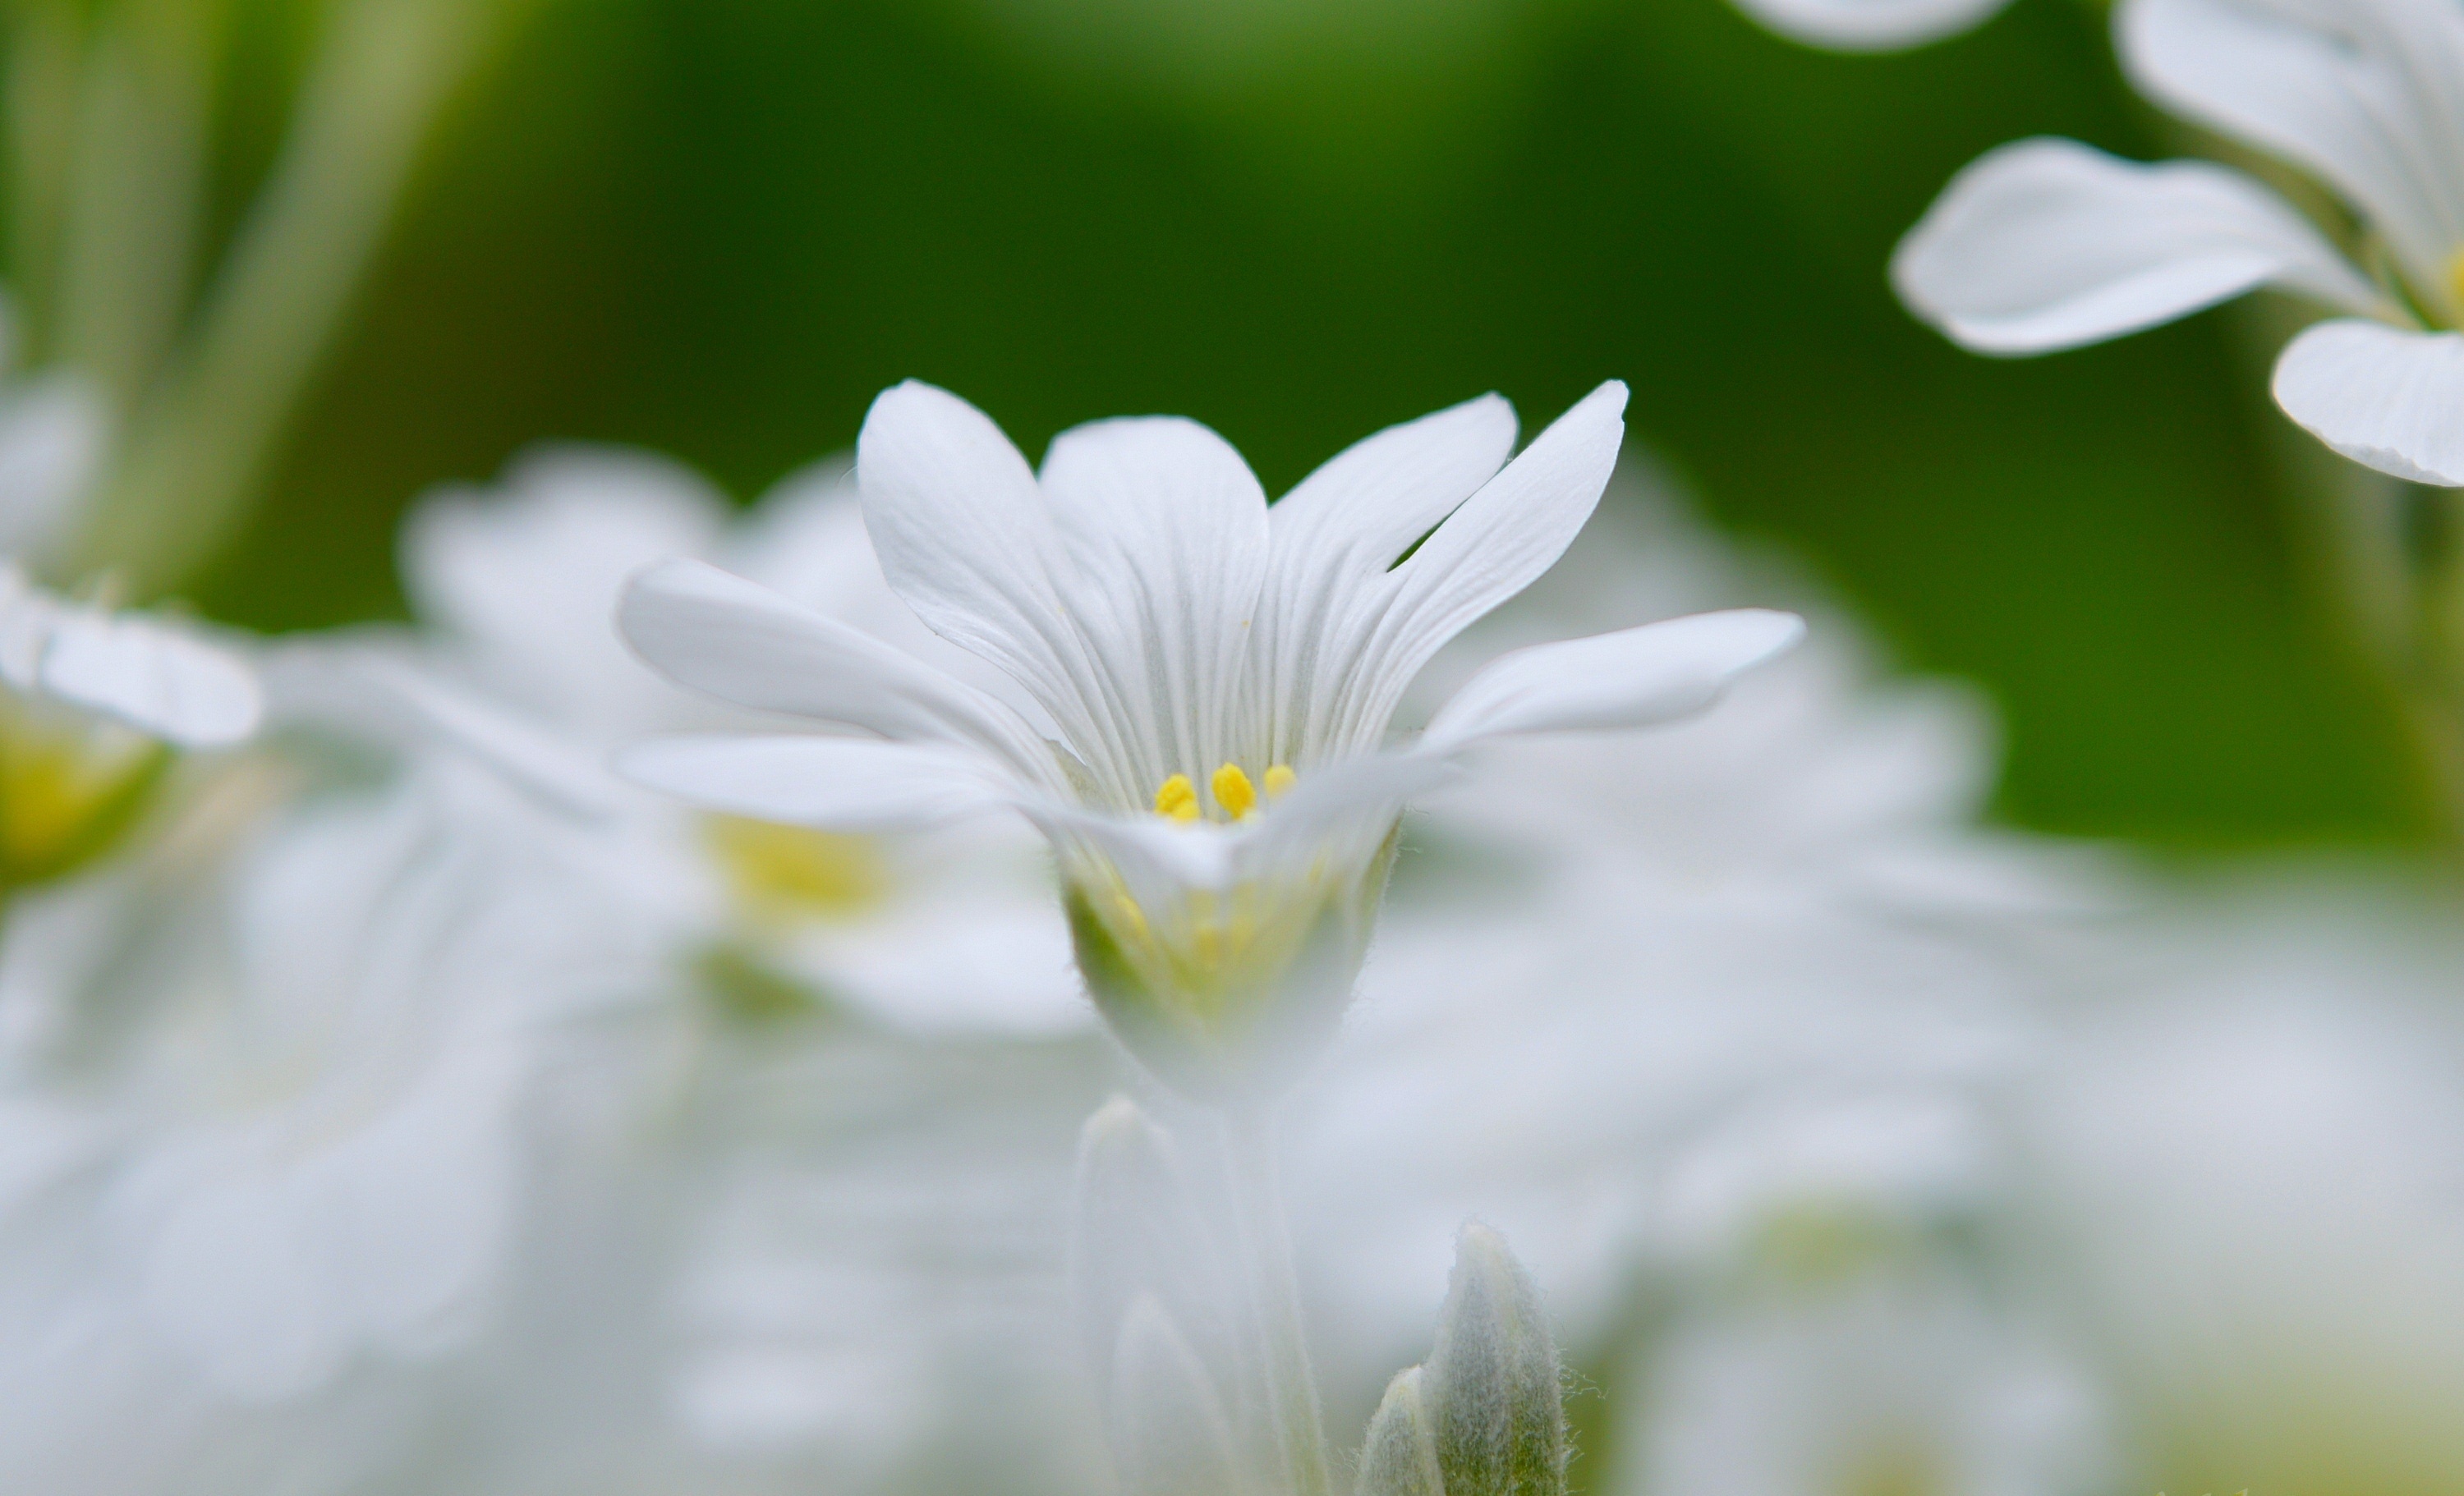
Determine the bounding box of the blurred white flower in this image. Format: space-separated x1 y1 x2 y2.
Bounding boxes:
1893 0 2464 485
384 444 1087 1036
1277 475 2109 1419
618 381 1799 1098
1729 0 2010 53
0 745 665 1491
1630 1278 2114 1496
2024 876 2464 1495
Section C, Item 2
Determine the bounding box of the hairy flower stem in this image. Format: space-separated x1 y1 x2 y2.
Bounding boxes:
1223 1111 1334 1496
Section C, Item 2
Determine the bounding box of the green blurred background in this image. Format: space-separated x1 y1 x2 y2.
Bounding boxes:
193 0 2425 851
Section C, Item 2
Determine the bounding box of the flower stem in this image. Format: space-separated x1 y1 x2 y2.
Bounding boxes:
1222 1109 1334 1496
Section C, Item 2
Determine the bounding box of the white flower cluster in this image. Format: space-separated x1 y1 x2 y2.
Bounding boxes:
1 2 2461 1484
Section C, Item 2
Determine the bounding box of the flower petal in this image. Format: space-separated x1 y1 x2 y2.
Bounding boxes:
2120 0 2464 301
262 642 630 819
1239 750 1459 877
400 443 725 723
1894 138 2384 354
618 558 1061 786
29 603 260 746
1257 393 1518 761
857 381 1108 750
1419 609 1806 755
2272 319 2464 484
616 734 1015 832
1325 380 1630 753
1037 414 1271 800
1730 0 2009 51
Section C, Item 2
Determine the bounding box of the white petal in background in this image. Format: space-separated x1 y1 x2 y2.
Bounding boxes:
2119 0 2464 297
1730 0 2009 52
401 445 727 735
2271 319 2464 485
1894 139 2384 355
0 584 263 747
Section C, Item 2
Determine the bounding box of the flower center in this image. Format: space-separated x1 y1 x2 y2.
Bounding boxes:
1152 762 1296 823
0 697 169 890
704 814 888 921
2446 246 2464 321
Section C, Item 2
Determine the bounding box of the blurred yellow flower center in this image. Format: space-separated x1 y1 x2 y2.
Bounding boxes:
2448 246 2464 315
704 815 887 921
0 706 168 891
1153 763 1295 824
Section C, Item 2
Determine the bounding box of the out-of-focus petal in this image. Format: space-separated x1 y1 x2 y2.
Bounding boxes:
33 606 260 747
2272 319 2464 484
1419 609 1806 755
399 443 726 727
1894 139 2384 355
617 733 1015 832
1731 0 2009 51
2120 0 2464 299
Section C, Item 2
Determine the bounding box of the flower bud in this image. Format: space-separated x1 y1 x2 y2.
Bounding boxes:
1424 1223 1567 1496
1068 1097 1237 1413
1358 1366 1446 1496
1108 1293 1247 1496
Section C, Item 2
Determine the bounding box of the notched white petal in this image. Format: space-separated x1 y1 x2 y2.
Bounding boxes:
1420 608 1804 755
1329 381 1630 750
1895 138 2383 355
857 380 1094 720
1732 0 2008 51
2273 319 2464 486
617 734 1014 832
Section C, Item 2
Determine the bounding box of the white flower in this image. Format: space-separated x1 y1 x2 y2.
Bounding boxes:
1630 1279 2115 1496
1728 0 2010 53
617 381 1801 1097
1892 0 2464 485
2025 877 2464 1494
383 443 1086 1036
1265 474 2104 1398
0 752 662 1439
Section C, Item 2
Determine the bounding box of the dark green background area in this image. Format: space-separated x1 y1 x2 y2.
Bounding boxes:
199 0 2424 850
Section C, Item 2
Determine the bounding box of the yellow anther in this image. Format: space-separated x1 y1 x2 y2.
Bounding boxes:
1211 762 1256 820
1154 773 1200 822
1262 764 1297 801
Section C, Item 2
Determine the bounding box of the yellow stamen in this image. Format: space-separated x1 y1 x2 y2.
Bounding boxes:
2448 246 2464 314
1262 764 1296 801
1211 762 1256 820
1154 773 1200 822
